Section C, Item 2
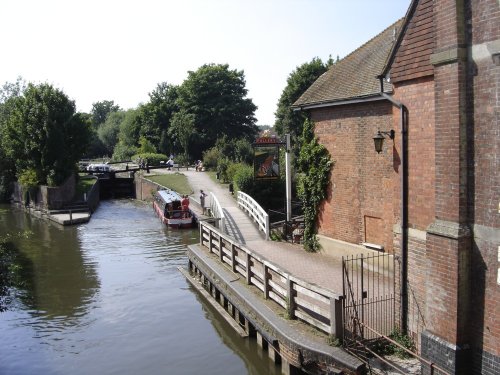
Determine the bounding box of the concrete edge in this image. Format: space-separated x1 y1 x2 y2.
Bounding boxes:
187 244 365 374
178 266 248 338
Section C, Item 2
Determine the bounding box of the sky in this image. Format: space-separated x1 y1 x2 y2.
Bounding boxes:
1 0 411 126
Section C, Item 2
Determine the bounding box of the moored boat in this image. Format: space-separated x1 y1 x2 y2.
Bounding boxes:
153 190 194 228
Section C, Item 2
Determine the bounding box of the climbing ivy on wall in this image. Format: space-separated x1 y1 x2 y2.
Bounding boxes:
297 119 333 252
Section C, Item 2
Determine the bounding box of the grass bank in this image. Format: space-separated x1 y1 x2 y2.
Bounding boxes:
147 173 192 195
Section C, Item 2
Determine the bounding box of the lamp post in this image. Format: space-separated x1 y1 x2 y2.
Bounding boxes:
285 134 292 223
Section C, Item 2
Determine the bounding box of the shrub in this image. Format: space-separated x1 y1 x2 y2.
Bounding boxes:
112 142 137 161
17 168 39 189
226 162 247 183
232 163 254 194
217 158 230 183
175 154 189 167
132 153 168 166
202 147 220 170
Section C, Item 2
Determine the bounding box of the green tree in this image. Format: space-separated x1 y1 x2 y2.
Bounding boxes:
2 83 91 186
0 77 27 201
91 100 120 129
98 111 125 155
0 76 27 105
138 136 156 154
176 63 258 156
112 109 141 161
274 57 329 151
169 109 195 162
137 82 179 152
81 112 107 159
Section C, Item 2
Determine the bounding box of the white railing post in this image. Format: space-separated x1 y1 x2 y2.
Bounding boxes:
210 192 225 234
237 191 270 240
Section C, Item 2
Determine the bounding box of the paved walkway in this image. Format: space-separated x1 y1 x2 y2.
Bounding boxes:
150 168 345 295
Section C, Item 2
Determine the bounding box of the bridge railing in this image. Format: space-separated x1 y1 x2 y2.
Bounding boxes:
209 192 226 234
237 191 270 240
199 220 343 338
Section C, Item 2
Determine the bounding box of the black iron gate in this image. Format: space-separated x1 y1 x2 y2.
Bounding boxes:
342 253 396 359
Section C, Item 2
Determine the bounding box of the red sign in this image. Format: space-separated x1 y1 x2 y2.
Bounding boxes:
254 136 283 145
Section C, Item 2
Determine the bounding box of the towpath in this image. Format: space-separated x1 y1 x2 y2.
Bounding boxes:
149 168 345 294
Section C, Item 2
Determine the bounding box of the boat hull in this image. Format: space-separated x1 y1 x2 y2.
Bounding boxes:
153 201 194 229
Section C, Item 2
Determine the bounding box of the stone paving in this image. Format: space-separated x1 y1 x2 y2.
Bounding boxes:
150 168 345 295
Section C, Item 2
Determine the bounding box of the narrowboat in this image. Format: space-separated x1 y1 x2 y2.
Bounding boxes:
153 190 194 228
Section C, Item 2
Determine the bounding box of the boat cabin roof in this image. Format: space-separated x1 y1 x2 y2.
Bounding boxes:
156 189 182 204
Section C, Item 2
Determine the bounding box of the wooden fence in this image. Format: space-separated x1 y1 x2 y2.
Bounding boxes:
199 221 343 338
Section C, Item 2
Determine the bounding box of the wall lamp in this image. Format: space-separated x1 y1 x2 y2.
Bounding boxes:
373 130 395 153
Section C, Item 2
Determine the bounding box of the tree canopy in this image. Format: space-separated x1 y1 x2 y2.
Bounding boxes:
177 64 258 157
98 110 125 155
169 109 195 163
0 78 27 200
274 57 331 142
91 100 120 129
137 82 179 153
1 83 91 186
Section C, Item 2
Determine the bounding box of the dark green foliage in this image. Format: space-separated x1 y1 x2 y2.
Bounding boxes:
132 153 168 166
98 111 125 155
371 330 416 359
208 135 253 169
0 141 15 201
138 136 156 154
169 109 195 162
112 142 137 162
201 147 220 170
177 64 258 157
0 232 34 312
0 78 27 200
137 82 179 150
232 163 254 193
1 83 91 186
297 119 333 252
91 100 120 129
231 162 285 211
387 330 416 358
112 109 141 161
81 112 107 159
274 57 329 157
217 158 230 183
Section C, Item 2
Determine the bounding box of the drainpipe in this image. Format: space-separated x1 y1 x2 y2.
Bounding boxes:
380 87 409 335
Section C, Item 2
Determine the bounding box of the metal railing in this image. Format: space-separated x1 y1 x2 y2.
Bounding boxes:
209 192 226 234
199 220 343 337
358 323 451 375
237 191 270 240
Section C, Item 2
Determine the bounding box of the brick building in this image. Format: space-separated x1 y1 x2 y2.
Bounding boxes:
293 1 499 374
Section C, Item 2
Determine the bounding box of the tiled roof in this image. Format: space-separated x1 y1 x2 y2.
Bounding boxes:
293 18 404 108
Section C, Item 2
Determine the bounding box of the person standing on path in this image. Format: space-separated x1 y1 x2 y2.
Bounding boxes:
199 190 207 214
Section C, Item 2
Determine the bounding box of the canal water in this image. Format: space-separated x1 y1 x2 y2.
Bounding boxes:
0 200 280 375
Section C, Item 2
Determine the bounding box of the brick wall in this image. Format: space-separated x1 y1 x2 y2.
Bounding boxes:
468 0 500 372
312 100 395 252
135 176 161 202
394 76 436 230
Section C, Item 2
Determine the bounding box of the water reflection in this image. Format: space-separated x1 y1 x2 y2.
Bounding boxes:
193 289 281 375
0 201 278 375
1 205 99 321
